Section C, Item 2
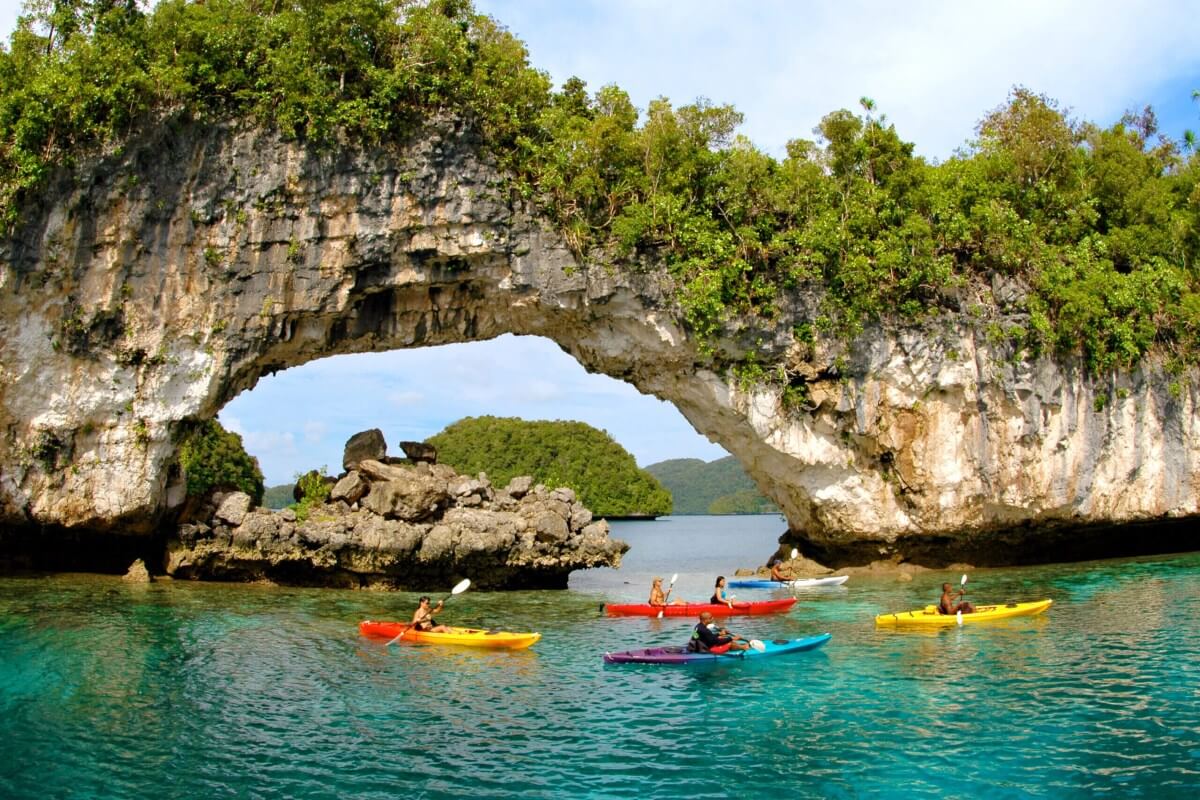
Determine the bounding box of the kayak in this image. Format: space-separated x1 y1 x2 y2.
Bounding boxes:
728 576 850 589
874 599 1053 627
359 620 541 649
603 598 797 617
604 633 832 664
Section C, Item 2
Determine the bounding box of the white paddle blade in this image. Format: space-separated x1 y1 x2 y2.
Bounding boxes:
669 573 678 585
451 578 471 595
657 609 664 619
956 610 964 626
749 639 766 652
790 548 799 560
960 574 968 587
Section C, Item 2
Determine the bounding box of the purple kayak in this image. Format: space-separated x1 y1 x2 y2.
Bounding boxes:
603 633 831 664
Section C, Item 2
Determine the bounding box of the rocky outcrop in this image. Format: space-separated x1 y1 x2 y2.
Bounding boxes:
1 116 1198 569
165 461 626 590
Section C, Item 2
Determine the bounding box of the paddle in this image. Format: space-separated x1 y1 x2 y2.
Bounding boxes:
956 574 968 626
387 578 472 645
657 573 679 619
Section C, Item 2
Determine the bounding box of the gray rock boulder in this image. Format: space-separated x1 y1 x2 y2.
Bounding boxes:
215 492 252 526
344 429 387 471
331 471 369 504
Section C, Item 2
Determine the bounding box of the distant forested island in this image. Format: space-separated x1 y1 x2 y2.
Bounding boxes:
428 416 671 518
645 457 779 515
263 425 778 516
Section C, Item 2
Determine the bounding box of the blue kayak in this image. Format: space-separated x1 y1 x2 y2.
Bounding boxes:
603 633 831 664
729 576 850 589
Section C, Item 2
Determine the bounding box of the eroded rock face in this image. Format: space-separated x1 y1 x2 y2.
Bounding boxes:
165 462 627 589
1 117 1198 567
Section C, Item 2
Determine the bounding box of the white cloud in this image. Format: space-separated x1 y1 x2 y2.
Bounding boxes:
302 420 327 444
387 390 426 408
478 0 1200 157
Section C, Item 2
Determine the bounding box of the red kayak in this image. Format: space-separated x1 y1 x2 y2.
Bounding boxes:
603 598 797 617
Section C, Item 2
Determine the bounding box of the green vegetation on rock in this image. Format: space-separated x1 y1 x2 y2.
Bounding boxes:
645 456 778 515
4 1 1200 380
428 416 672 517
178 419 264 504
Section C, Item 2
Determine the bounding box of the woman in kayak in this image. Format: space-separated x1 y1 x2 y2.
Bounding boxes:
412 596 452 633
649 577 686 607
939 583 975 615
710 576 734 608
687 611 750 653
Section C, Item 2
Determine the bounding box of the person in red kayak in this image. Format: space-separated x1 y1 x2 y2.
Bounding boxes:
687 611 750 653
649 577 685 607
939 583 975 615
412 596 452 633
710 576 735 608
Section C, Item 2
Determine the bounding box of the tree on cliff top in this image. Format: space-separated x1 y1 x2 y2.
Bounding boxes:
427 416 672 518
178 419 264 505
2 3 1199 381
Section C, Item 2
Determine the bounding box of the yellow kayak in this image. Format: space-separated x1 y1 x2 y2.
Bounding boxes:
875 599 1053 627
359 620 541 649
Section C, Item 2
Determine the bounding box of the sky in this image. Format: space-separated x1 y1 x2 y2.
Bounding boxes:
3 1 1199 484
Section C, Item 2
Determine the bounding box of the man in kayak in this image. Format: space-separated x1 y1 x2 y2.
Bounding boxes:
649 577 685 607
412 596 452 633
768 556 793 583
939 583 975 616
686 611 750 654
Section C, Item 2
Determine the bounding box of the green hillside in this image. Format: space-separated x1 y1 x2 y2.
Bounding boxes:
428 416 672 518
646 456 778 515
262 484 295 509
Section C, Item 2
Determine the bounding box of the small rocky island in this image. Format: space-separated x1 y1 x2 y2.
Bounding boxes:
167 429 628 590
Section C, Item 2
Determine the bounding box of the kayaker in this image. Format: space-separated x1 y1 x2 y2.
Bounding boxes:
769 558 793 582
412 596 452 633
649 577 685 607
710 576 734 608
687 611 750 654
939 583 975 616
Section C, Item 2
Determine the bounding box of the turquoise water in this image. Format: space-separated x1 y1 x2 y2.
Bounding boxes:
1 515 1198 798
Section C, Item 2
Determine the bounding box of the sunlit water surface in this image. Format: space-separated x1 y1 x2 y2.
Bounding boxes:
1 515 1197 798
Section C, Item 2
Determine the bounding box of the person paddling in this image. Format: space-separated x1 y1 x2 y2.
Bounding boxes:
939 582 975 616
710 576 734 609
686 611 750 654
412 596 451 633
769 557 793 583
649 576 685 607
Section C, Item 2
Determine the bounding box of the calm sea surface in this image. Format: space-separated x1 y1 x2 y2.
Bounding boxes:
1 514 1197 798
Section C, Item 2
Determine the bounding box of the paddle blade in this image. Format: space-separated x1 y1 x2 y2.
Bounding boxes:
790 548 799 560
451 578 471 595
657 609 664 619
749 639 766 652
960 574 968 587
669 573 678 585
956 610 963 626
385 627 410 646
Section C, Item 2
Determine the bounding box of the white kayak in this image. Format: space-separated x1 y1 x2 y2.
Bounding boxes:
728 575 850 590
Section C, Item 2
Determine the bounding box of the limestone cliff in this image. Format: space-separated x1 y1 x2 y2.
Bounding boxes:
1 117 1197 567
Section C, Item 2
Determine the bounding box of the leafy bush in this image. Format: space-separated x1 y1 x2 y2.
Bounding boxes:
3 3 1199 377
428 416 672 517
178 419 264 504
290 467 332 521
